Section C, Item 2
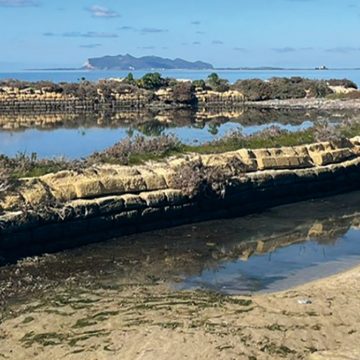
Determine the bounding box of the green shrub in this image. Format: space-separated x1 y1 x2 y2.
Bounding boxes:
206 73 230 92
123 72 136 86
172 82 196 104
232 77 334 100
232 79 273 100
192 79 207 90
137 73 168 90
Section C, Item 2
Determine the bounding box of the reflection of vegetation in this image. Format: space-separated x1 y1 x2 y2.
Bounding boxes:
135 121 166 136
1 108 356 132
126 128 134 138
192 122 206 130
207 123 220 135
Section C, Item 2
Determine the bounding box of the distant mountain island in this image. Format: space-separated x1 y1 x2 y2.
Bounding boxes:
83 54 214 71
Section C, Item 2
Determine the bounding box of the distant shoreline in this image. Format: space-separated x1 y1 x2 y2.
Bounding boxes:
22 67 360 72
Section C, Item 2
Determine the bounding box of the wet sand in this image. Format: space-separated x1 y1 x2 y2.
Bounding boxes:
1 264 360 360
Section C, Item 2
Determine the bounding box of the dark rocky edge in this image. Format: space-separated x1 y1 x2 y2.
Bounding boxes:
1 136 360 257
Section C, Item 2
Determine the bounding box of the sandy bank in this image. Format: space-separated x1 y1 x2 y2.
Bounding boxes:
247 98 360 111
1 262 360 359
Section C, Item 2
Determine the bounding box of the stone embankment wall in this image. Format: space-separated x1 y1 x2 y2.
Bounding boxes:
196 90 244 108
0 90 245 113
1 136 360 252
0 99 149 113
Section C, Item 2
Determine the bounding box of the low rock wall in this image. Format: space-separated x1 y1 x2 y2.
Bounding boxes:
0 99 151 113
1 137 360 252
0 90 247 114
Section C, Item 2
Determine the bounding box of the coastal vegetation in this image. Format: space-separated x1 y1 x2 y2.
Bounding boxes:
0 117 359 187
0 74 358 107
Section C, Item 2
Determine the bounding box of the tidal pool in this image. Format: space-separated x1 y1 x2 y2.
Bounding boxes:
0 121 313 159
1 191 360 307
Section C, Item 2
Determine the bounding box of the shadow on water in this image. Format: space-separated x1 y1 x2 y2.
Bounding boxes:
0 191 360 305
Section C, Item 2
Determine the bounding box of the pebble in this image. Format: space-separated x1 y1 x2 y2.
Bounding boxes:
298 299 312 305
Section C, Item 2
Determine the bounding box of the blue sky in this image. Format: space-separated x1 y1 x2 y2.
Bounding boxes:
0 0 359 70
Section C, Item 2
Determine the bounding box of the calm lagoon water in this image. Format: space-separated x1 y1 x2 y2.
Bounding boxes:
0 120 313 159
1 69 360 85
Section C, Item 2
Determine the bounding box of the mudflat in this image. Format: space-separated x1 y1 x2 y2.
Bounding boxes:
1 264 360 360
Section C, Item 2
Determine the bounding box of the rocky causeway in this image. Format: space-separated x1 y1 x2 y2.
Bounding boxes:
1 136 360 255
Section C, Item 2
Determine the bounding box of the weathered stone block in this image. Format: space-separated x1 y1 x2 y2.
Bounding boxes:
141 207 162 219
69 199 100 218
96 196 125 214
236 149 258 172
309 149 354 166
330 148 354 163
139 171 167 191
74 178 103 199
256 156 278 170
163 189 187 205
100 175 126 194
0 194 24 211
51 184 77 202
152 167 177 188
114 210 139 223
121 175 147 193
139 191 167 207
20 183 49 206
307 143 326 153
41 171 78 201
114 166 141 177
309 151 333 166
121 194 146 209
252 149 271 159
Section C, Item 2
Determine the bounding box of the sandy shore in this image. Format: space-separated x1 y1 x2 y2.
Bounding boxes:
1 263 360 360
247 98 360 111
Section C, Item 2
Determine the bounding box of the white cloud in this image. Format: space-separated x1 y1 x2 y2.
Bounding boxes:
87 5 120 18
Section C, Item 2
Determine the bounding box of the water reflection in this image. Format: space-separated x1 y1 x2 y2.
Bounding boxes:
1 191 360 305
0 108 350 158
